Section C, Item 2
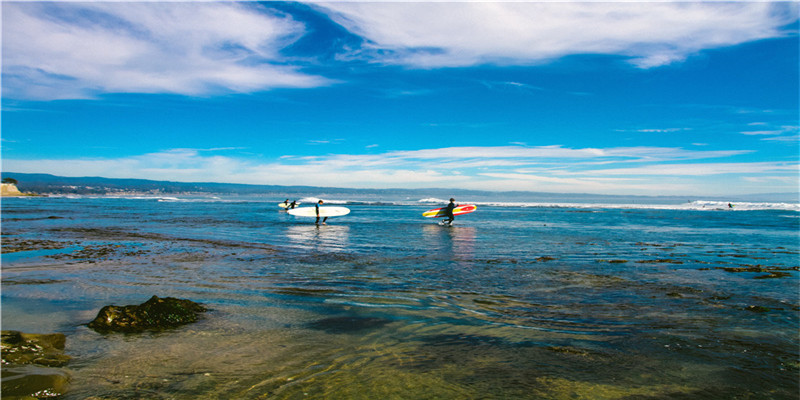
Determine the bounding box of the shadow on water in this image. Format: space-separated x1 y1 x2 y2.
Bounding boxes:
306 316 392 334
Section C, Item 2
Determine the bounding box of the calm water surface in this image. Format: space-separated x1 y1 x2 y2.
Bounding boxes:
2 197 798 399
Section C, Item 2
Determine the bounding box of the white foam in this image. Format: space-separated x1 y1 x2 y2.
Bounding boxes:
458 200 799 211
297 197 352 205
418 198 449 204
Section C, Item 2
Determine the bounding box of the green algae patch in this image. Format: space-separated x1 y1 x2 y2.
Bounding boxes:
532 376 692 399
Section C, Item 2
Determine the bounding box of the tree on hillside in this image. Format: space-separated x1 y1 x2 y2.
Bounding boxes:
2 177 18 185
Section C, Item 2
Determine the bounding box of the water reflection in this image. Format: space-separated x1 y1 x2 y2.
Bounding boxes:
283 224 350 252
421 224 476 263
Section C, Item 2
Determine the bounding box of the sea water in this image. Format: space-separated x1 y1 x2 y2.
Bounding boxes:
1 196 798 399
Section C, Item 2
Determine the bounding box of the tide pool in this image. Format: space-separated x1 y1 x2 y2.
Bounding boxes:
2 196 798 399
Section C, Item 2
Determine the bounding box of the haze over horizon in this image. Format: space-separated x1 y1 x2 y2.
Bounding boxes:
2 2 798 197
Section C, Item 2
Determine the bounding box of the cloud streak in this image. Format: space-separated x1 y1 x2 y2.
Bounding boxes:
3 2 797 100
2 2 330 100
318 2 798 68
4 145 794 195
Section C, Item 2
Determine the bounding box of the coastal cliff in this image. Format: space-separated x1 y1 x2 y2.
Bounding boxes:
1 183 24 196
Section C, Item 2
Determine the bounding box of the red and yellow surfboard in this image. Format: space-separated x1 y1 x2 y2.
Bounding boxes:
422 204 477 218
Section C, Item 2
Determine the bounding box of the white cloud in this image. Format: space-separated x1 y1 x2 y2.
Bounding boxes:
317 2 797 68
762 135 800 143
741 130 783 136
4 2 796 100
3 145 793 195
2 2 330 100
578 162 798 176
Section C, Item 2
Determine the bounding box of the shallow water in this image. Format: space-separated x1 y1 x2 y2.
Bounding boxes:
2 196 798 399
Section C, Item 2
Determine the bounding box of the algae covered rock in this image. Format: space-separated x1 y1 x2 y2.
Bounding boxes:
2 364 70 399
87 295 207 333
1 331 70 367
1 330 71 398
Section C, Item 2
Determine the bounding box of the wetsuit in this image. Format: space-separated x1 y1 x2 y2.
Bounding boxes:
316 203 328 224
444 201 456 225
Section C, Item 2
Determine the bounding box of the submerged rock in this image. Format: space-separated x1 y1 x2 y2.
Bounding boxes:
2 364 70 399
307 316 390 334
1 331 70 367
87 295 207 333
1 330 71 398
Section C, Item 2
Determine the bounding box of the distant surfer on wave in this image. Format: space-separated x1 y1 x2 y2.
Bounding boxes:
316 200 328 225
443 198 457 226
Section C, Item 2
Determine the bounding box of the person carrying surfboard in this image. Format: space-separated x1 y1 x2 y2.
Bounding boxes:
316 200 328 225
444 198 457 225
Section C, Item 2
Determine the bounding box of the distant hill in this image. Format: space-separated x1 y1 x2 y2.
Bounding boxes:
1 172 796 203
1 173 325 196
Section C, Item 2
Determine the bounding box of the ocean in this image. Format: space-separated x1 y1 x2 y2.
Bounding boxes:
2 195 798 399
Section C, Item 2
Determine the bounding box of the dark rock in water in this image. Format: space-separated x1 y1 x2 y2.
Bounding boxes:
1 330 71 398
2 364 70 399
87 295 207 333
1 331 70 367
307 316 390 334
745 305 770 313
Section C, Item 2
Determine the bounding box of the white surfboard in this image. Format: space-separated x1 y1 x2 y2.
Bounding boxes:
287 206 350 217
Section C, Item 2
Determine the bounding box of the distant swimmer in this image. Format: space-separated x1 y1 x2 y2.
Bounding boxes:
316 200 328 225
728 203 733 208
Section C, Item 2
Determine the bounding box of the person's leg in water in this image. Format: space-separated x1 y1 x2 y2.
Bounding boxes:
445 213 454 225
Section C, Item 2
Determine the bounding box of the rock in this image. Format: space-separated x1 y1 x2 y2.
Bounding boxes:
1 364 70 399
87 295 207 333
1 331 70 367
306 316 390 334
1 331 71 398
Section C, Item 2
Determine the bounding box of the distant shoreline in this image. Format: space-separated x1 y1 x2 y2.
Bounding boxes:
1 172 797 203
0 183 41 197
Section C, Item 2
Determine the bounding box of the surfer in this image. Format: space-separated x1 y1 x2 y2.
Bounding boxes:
443 198 457 225
316 200 328 225
283 199 290 207
289 200 297 209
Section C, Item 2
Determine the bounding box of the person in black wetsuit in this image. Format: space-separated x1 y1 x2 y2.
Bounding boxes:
289 200 297 209
316 200 328 225
443 198 457 225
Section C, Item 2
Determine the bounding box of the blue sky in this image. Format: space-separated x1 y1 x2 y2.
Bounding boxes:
2 1 798 196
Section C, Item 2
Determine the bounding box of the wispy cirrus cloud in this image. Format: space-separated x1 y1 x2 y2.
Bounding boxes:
575 162 798 176
4 2 797 101
317 2 798 69
2 2 330 100
740 125 799 140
